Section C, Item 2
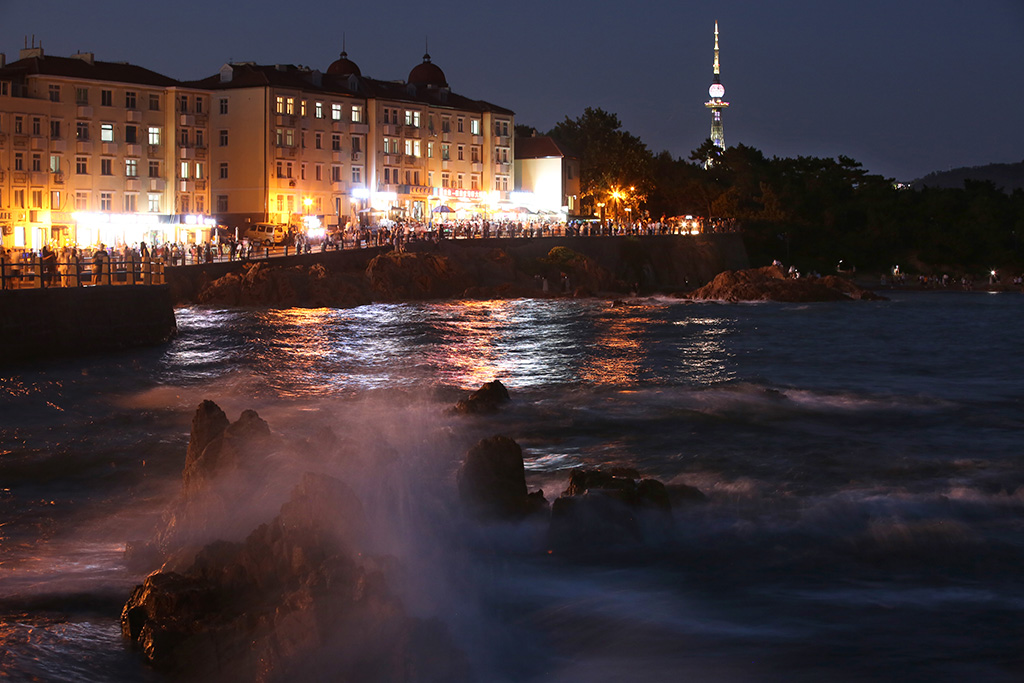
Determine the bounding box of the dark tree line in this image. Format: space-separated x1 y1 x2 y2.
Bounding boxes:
543 108 1024 273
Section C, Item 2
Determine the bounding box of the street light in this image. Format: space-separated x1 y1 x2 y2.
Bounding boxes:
597 202 605 228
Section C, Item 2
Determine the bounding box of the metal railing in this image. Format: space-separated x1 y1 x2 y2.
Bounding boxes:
0 254 167 290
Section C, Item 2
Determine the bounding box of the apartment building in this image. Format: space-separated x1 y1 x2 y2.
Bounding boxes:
0 46 213 251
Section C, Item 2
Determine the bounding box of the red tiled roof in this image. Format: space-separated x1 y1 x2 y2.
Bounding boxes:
515 136 576 160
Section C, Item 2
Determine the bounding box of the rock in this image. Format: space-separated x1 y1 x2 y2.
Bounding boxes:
181 406 271 499
122 472 469 681
457 435 547 519
686 266 886 302
547 468 676 555
453 379 511 415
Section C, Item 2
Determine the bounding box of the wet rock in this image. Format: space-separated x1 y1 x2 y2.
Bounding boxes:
547 468 676 555
686 266 885 302
457 435 547 519
453 380 511 415
122 472 469 681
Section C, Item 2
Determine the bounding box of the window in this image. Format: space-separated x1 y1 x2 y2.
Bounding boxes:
179 196 189 213
150 194 162 212
32 117 41 136
404 110 420 127
196 195 204 214
441 144 450 161
299 100 306 117
31 190 43 208
219 162 228 179
195 129 204 147
148 127 161 145
275 128 284 147
276 161 283 178
149 160 160 178
315 101 324 119
219 98 228 114
457 117 464 133
101 90 112 106
50 120 61 138
76 157 88 174
179 94 188 112
14 116 23 134
76 122 89 140
49 84 60 102
470 119 481 135
404 139 412 156
219 129 228 146
441 172 450 188
315 164 322 181
332 133 341 151
404 170 411 185
101 159 113 175
351 166 362 183
441 117 450 133
100 192 112 211
216 195 228 212
471 147 480 163
149 93 160 110
126 159 138 177
351 105 363 123
125 125 137 144
471 175 479 191
286 97 295 115
351 136 361 154
331 165 341 182
125 194 136 212
191 162 202 179
195 97 203 114
180 161 189 179
31 154 42 172
75 192 88 210
457 145 464 161
180 129 189 146
275 96 285 115
13 189 25 209
49 155 60 173
285 129 294 147
427 142 434 158
315 132 322 149
14 153 23 171
300 163 306 180
276 195 284 212
51 189 62 209
413 140 421 157
331 103 342 121
101 123 114 142
75 87 88 105
125 91 137 109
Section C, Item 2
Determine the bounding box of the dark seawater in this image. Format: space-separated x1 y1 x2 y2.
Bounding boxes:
2 291 1024 682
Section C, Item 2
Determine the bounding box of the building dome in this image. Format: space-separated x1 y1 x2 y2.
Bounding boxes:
326 51 361 77
407 53 447 88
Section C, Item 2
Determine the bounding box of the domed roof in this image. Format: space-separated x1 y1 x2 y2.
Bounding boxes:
408 53 447 88
326 51 361 77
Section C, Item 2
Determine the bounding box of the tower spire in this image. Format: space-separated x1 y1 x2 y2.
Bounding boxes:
704 20 730 161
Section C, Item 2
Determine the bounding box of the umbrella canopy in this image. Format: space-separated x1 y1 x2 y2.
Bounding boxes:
432 205 455 214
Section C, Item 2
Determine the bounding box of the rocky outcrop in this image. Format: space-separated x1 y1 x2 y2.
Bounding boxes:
457 435 547 519
685 265 885 302
453 380 511 415
546 468 676 555
197 261 371 308
122 472 469 681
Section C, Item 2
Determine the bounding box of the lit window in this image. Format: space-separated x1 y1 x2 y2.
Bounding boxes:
150 194 162 212
101 123 114 142
470 119 480 135
125 194 136 212
286 97 295 115
100 192 112 211
49 155 60 173
315 102 324 119
351 166 362 183
148 127 161 145
195 162 203 179
75 192 87 210
276 96 285 114
126 159 138 177
180 161 189 179
351 105 363 123
331 104 342 121
427 142 433 158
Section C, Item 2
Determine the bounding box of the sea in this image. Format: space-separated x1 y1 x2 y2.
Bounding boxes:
1 291 1023 682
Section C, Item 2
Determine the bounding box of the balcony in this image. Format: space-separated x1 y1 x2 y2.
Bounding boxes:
275 114 296 127
149 178 166 191
195 146 207 158
276 145 297 158
102 142 118 155
31 136 46 151
195 114 208 126
472 135 483 145
125 144 142 157
495 135 510 147
350 123 369 135
382 124 399 136
13 135 28 148
125 178 140 191
179 180 193 193
126 110 142 123
12 171 27 184
77 141 94 154
471 162 483 173
495 162 512 174
351 151 362 162
179 146 194 159
195 179 207 191
405 126 421 139
179 114 195 126
50 139 67 153
147 144 160 156
332 180 347 192
30 171 48 185
77 105 93 118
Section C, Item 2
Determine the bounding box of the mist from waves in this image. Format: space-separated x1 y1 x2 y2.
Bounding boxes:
2 292 1024 681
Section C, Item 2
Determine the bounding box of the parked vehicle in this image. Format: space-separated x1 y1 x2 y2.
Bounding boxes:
242 223 287 246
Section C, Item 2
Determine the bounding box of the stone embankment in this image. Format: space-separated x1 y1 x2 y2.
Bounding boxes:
168 234 749 307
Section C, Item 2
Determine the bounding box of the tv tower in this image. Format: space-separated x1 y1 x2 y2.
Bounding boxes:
704 21 729 152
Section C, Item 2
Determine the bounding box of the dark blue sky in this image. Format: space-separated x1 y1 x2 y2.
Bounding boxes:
3 0 1022 181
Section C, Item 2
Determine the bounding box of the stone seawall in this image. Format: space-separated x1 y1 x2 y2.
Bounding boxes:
166 234 748 304
0 285 177 365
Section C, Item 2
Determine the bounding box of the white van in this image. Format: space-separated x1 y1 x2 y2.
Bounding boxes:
243 223 287 246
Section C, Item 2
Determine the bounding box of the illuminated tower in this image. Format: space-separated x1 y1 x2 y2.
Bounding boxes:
704 21 729 152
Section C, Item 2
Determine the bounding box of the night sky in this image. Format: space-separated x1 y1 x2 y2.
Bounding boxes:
2 0 1022 181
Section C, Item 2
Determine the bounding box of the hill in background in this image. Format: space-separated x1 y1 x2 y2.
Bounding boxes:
912 160 1024 193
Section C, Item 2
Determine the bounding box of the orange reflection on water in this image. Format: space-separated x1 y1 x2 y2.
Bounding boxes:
437 300 510 389
578 309 647 385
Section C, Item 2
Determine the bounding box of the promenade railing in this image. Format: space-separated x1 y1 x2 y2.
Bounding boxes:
0 254 167 291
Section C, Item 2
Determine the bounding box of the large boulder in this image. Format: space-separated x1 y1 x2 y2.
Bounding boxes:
453 380 511 415
686 266 884 302
122 472 470 681
457 435 547 519
547 468 678 555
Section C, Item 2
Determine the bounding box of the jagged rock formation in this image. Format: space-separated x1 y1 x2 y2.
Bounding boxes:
452 380 511 415
122 473 469 681
685 265 884 302
457 435 547 519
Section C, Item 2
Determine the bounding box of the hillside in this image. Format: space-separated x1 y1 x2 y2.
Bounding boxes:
912 160 1024 193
